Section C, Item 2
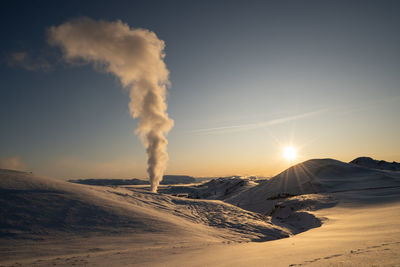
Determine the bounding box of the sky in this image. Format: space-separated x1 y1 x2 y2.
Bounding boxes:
0 0 399 179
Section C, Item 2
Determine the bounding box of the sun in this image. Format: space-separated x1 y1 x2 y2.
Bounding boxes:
283 146 297 161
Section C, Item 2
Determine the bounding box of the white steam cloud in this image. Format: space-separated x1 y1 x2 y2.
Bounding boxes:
48 17 173 192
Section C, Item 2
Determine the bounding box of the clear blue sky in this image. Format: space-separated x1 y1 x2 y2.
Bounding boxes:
1 0 399 179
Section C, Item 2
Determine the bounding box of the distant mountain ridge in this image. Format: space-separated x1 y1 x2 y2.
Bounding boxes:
68 178 148 186
69 175 197 186
350 157 400 171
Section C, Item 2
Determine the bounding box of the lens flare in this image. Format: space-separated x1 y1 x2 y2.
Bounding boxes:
283 146 297 161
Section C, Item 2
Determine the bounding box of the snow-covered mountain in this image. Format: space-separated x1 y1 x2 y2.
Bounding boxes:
225 158 400 214
350 157 400 171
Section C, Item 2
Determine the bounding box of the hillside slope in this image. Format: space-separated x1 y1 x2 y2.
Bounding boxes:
0 169 289 242
227 158 400 214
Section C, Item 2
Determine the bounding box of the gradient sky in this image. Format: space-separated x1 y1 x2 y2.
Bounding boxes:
1 0 399 179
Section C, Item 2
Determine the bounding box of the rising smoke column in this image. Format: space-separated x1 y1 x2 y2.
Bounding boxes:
48 18 173 192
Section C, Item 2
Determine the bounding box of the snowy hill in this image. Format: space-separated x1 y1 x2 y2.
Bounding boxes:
226 158 400 214
258 158 400 194
350 157 400 171
187 176 257 200
2 159 400 266
0 169 196 239
0 169 289 242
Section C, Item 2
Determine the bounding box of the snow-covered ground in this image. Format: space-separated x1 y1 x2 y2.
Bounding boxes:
350 156 400 171
1 158 400 266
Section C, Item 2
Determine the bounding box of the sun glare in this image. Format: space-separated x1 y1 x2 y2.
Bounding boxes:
283 146 297 161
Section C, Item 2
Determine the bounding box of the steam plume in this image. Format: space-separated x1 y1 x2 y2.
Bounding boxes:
48 18 173 192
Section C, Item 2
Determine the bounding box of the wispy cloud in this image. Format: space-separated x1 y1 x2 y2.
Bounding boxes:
192 108 329 135
6 51 51 72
